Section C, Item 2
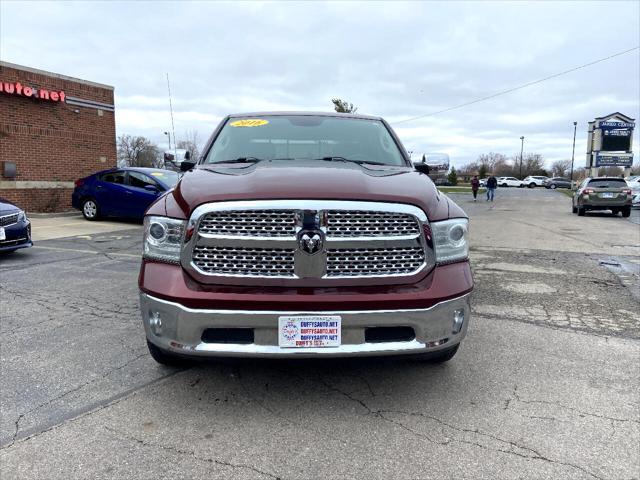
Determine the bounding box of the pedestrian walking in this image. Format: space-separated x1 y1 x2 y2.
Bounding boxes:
486 175 497 202
470 175 480 201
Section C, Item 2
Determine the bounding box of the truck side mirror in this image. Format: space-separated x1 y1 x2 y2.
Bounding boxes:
415 163 430 175
180 160 196 172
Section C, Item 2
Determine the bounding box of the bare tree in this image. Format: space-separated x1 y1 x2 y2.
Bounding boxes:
176 129 202 160
597 166 624 177
332 98 358 113
117 134 161 167
550 159 571 178
477 152 509 173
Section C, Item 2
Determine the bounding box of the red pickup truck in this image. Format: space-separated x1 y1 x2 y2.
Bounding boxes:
139 112 472 365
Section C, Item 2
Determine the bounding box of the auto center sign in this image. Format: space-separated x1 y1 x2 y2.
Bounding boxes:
0 81 66 102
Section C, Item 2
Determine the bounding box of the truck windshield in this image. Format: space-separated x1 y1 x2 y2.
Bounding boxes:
204 116 407 166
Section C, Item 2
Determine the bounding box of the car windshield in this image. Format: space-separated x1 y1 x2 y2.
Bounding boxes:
148 170 179 187
204 115 407 166
588 179 627 188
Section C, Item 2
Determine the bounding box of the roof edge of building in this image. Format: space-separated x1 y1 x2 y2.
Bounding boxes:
0 61 114 90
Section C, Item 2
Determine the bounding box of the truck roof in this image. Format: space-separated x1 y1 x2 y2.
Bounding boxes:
227 111 383 121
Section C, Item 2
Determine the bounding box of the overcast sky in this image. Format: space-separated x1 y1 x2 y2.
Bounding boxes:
1 1 639 168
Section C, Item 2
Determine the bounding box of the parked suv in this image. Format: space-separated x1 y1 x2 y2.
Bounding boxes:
497 177 524 188
523 176 549 188
572 177 632 217
139 112 473 365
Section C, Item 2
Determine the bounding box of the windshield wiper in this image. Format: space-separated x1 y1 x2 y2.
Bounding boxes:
318 157 388 166
214 157 264 164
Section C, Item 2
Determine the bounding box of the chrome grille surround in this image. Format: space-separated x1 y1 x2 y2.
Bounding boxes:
182 200 435 286
0 213 19 227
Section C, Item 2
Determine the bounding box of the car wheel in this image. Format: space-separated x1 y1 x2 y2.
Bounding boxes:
501 183 508 187
529 183 536 188
622 207 631 218
550 184 557 189
572 205 577 214
146 340 193 367
577 206 585 216
82 198 100 220
611 208 619 216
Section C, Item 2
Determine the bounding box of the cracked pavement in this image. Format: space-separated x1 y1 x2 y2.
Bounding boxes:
1 190 639 479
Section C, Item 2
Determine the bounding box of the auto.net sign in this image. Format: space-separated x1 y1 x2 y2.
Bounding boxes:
0 81 66 102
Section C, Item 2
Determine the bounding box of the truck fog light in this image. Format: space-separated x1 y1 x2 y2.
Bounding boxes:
149 311 163 335
452 309 465 334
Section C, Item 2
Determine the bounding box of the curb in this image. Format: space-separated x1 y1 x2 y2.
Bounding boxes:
28 211 81 218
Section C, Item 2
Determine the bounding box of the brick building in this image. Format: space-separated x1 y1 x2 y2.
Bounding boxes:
0 61 116 212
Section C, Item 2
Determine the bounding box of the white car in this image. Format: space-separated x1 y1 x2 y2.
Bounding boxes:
479 178 487 187
627 177 640 208
523 176 549 188
497 177 524 187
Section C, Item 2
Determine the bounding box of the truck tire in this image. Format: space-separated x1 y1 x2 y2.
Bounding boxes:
622 207 631 218
146 340 192 367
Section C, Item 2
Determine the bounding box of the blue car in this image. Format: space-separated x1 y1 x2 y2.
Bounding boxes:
0 197 32 253
72 168 180 220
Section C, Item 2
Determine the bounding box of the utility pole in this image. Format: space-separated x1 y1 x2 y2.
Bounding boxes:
519 136 525 178
570 122 577 188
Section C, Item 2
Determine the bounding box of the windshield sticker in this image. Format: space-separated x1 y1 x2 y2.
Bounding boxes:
230 119 269 127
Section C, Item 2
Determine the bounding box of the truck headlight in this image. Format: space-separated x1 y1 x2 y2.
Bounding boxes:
143 216 185 263
432 218 469 264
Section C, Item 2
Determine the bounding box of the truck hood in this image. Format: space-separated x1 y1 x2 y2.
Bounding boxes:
159 161 463 222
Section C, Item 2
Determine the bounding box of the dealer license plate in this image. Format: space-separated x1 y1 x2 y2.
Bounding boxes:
0 227 5 241
278 315 341 348
601 192 615 198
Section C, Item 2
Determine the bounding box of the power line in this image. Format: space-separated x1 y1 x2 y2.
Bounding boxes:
392 46 640 125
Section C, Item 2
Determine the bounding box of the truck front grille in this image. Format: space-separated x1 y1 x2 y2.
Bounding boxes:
199 210 295 237
325 211 419 237
327 247 425 277
192 246 295 276
185 200 433 285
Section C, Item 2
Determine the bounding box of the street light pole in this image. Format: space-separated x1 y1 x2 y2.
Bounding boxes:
164 131 171 150
519 136 525 178
570 122 577 188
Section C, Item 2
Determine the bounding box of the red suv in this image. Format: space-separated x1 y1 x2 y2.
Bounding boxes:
138 112 473 364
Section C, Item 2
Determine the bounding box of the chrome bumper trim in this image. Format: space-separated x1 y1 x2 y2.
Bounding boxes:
140 292 471 358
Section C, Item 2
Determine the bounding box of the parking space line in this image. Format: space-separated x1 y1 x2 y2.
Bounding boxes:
33 245 140 258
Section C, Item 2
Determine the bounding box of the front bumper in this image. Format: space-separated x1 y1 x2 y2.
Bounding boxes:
0 221 32 252
141 292 471 358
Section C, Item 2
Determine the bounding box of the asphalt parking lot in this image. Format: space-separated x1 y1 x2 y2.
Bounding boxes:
1 189 639 479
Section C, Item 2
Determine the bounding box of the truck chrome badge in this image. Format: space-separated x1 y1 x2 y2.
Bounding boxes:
298 229 324 254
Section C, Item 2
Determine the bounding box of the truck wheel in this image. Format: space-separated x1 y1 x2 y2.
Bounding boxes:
577 206 585 216
146 340 192 367
82 198 100 221
621 207 631 218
